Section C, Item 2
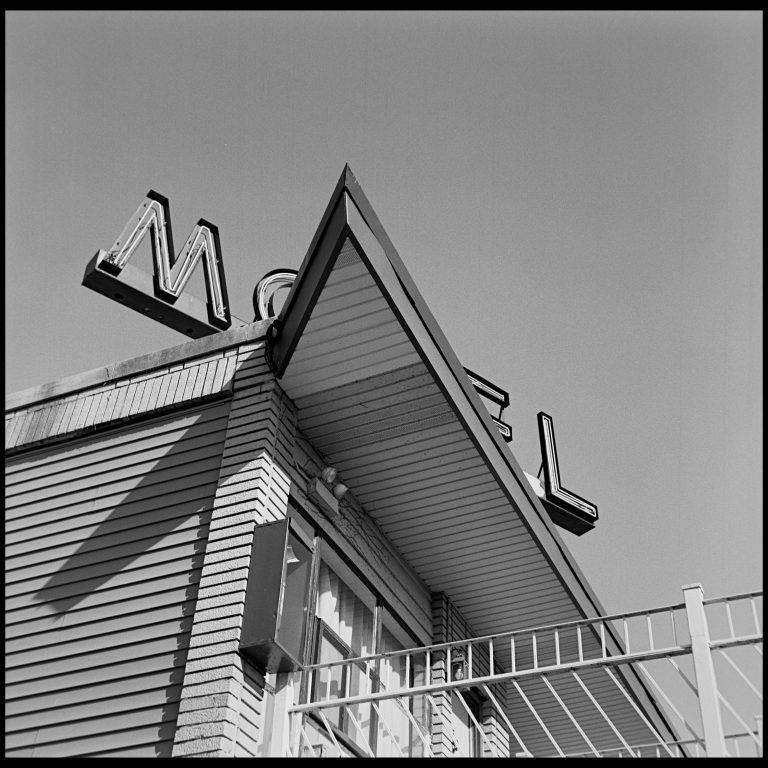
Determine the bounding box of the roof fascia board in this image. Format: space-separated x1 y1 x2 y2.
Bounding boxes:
270 165 355 371
6 320 271 413
271 190 352 377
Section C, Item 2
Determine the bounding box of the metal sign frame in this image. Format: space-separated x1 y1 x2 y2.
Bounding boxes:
537 411 599 534
82 190 232 338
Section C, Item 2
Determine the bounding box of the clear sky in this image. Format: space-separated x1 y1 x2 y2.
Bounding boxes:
5 11 762 616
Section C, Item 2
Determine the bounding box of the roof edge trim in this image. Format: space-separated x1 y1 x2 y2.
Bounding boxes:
6 320 271 413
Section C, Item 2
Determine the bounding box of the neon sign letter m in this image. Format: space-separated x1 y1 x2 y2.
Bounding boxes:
99 190 231 330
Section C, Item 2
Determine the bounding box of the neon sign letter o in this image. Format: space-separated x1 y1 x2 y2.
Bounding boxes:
253 269 297 321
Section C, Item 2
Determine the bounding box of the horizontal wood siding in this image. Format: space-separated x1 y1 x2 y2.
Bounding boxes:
5 401 231 757
171 341 292 757
233 657 266 757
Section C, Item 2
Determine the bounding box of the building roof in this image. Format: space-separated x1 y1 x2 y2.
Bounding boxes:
5 166 677 754
268 165 677 752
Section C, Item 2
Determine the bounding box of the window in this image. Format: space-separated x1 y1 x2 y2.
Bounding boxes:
312 558 376 750
294 530 426 757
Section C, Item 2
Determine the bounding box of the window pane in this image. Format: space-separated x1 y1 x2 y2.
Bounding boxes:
315 632 345 730
314 559 375 753
316 561 374 657
376 610 427 757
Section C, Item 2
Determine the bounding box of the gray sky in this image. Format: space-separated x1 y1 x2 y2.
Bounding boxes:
5 11 762 616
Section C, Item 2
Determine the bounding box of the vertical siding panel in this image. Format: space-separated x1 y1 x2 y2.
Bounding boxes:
76 392 98 432
173 368 191 407
191 362 208 401
128 380 148 418
105 385 127 425
66 395 86 434
117 381 137 421
160 369 182 409
6 410 26 448
46 397 70 438
202 358 219 397
31 405 54 443
5 400 231 757
20 408 43 445
137 375 157 413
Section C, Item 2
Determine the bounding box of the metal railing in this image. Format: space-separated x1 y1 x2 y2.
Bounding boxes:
286 586 762 757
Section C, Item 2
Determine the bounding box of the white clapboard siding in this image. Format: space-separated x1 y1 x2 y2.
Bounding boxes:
234 657 266 757
5 400 231 758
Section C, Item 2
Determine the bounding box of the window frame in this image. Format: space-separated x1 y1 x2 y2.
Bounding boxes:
287 499 424 756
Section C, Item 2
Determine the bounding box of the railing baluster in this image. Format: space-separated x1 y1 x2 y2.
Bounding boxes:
318 709 343 757
289 588 760 759
467 642 473 680
344 704 374 757
624 617 630 654
571 670 636 755
405 652 411 690
604 666 675 757
481 683 532 757
297 715 318 758
541 675 600 756
344 666 351 700
717 647 763 700
725 599 736 640
371 701 406 757
671 608 678 647
511 678 565 757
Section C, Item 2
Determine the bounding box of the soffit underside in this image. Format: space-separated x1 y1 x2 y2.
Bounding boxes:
278 239 587 660
277 224 671 755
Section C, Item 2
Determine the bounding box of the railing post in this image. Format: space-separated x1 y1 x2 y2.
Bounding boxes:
756 714 763 758
682 583 727 757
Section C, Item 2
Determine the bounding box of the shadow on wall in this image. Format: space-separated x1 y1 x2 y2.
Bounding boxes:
25 406 229 757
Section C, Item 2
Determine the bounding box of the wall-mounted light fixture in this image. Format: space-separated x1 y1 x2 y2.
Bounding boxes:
451 649 467 682
307 466 349 516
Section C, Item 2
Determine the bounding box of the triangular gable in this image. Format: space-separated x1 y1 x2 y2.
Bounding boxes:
268 165 676 746
272 166 602 618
